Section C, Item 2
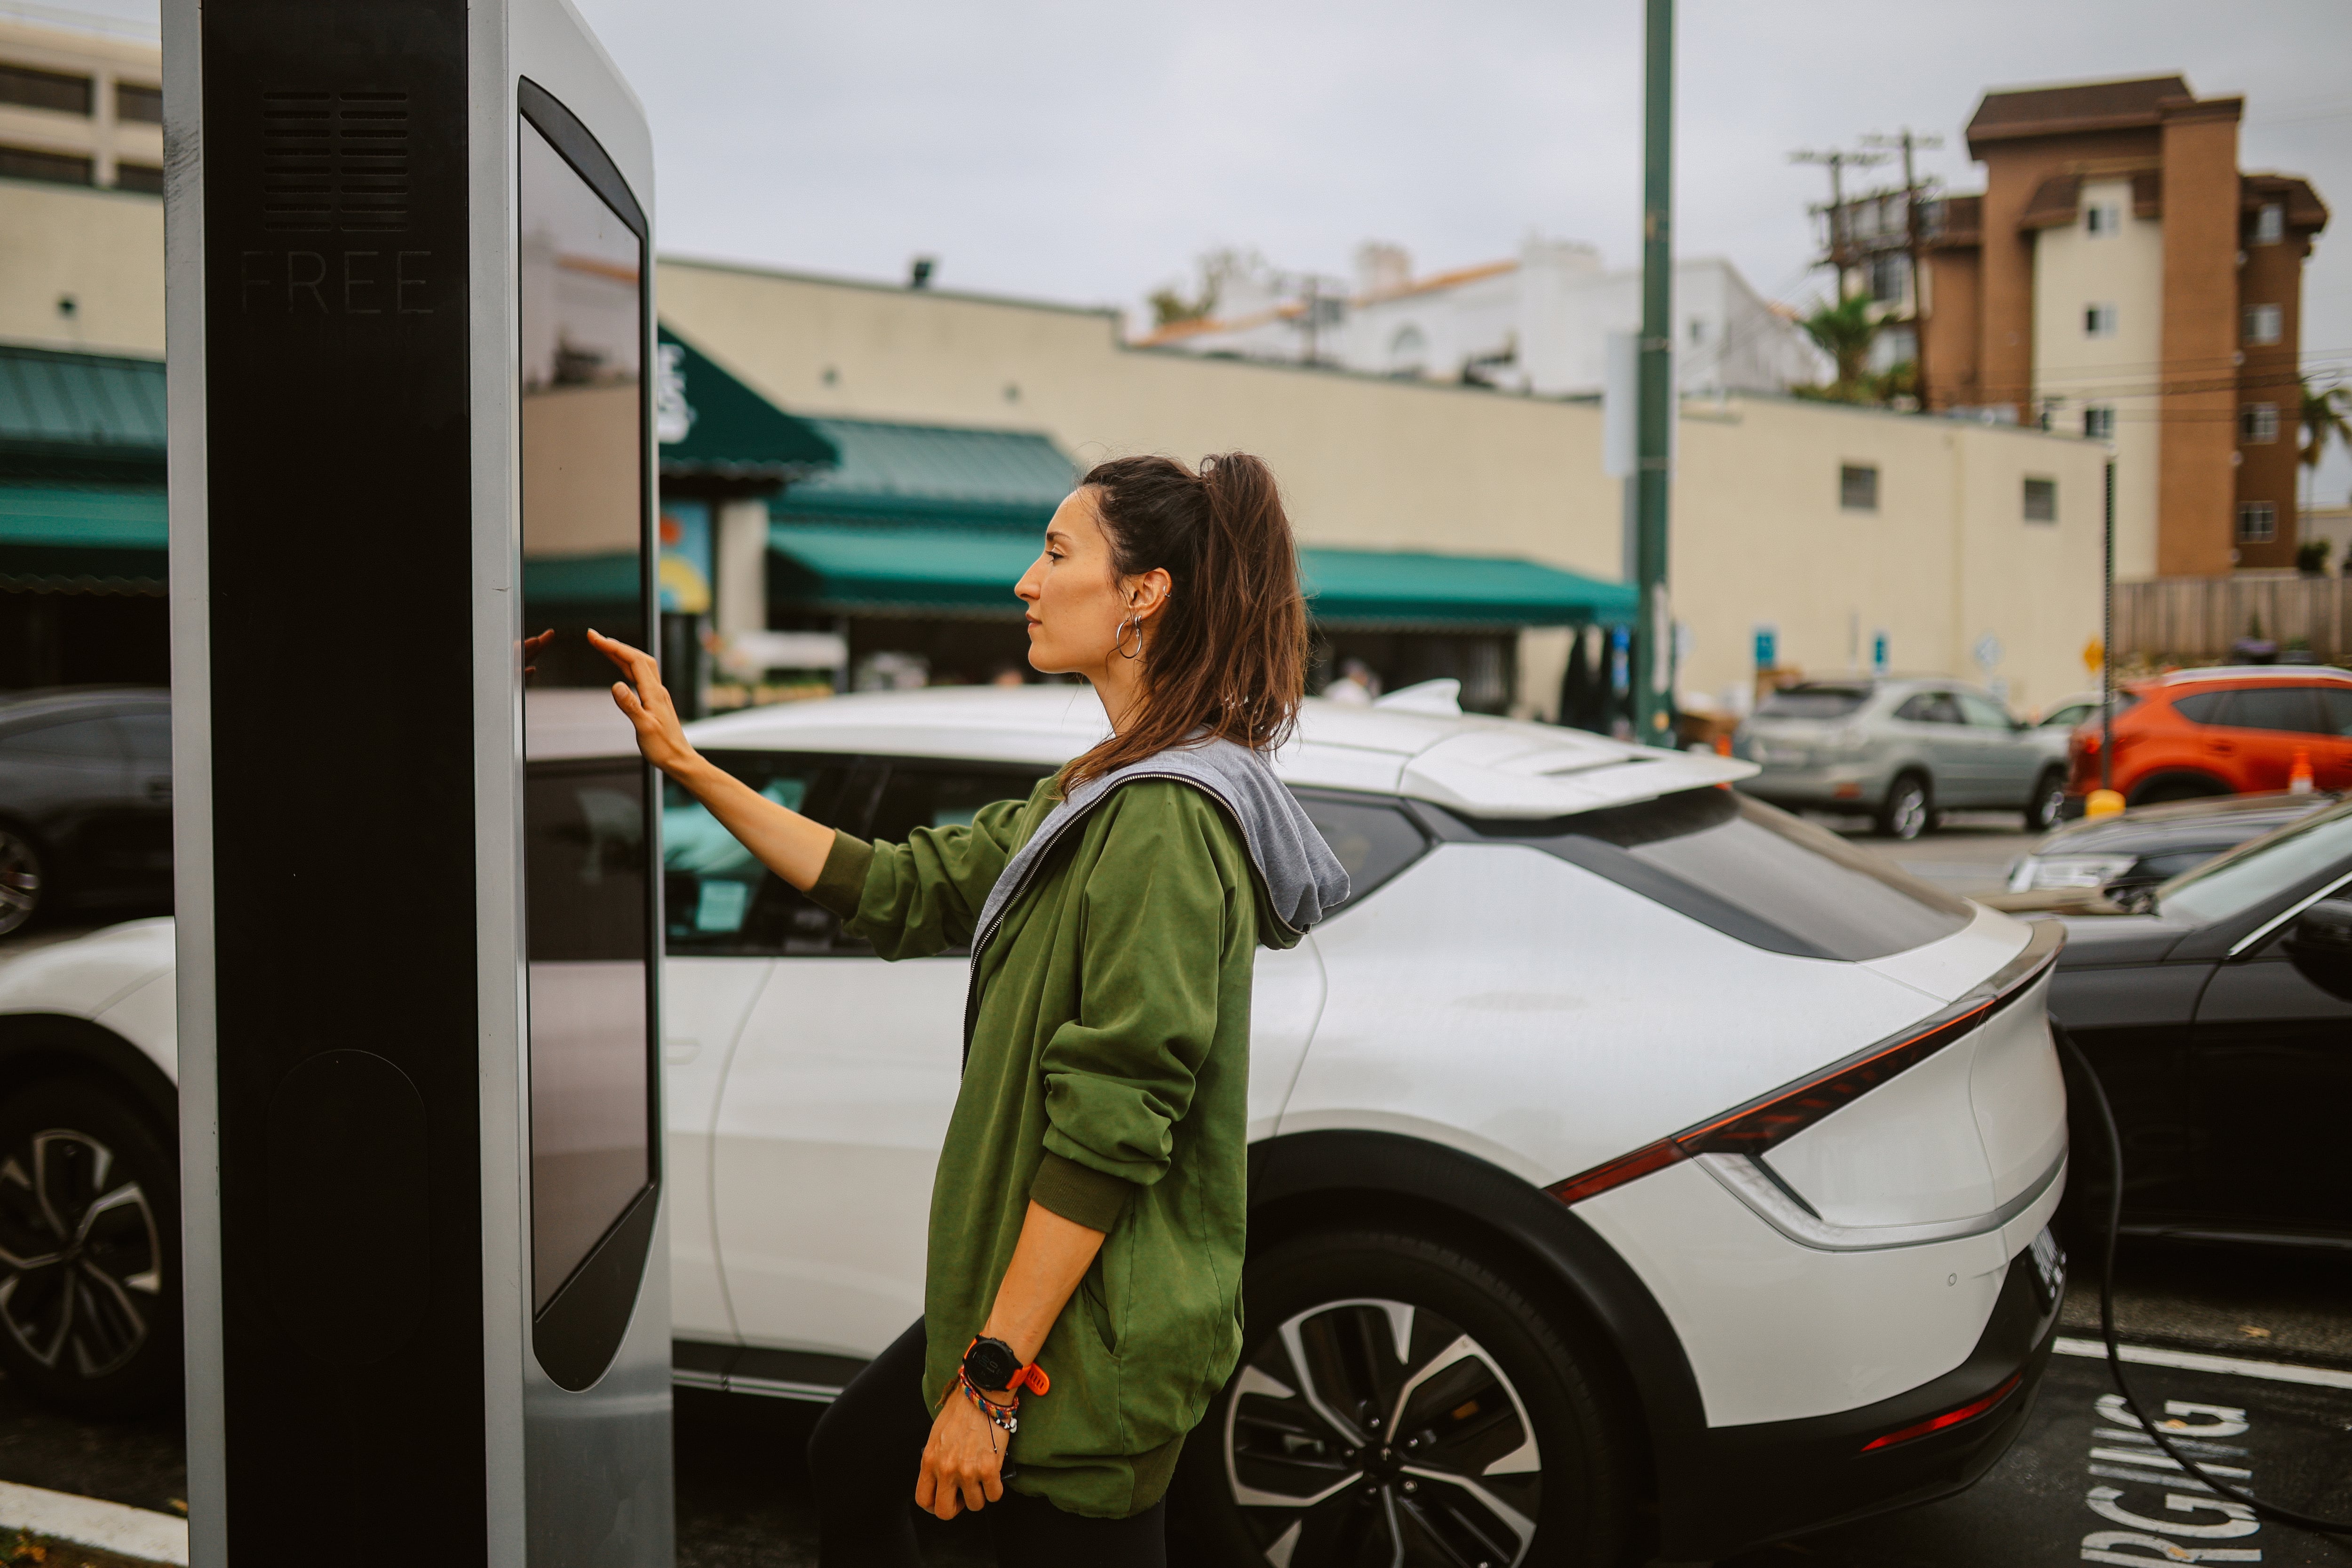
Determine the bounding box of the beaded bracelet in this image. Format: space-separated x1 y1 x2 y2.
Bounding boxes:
954 1369 1021 1441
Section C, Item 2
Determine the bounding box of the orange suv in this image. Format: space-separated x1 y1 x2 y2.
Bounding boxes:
2067 666 2352 808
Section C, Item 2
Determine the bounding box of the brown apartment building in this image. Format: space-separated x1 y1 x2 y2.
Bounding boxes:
1912 76 2326 578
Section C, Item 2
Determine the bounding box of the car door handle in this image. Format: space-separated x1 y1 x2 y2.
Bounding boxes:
2207 741 2234 756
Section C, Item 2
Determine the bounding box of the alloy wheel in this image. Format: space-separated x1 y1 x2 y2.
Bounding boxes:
0 1128 162 1379
1223 1295 1542 1567
1885 780 1928 840
0 831 41 937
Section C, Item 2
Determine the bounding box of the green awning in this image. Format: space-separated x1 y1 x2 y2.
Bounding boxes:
0 343 168 485
768 524 1634 628
657 325 837 485
522 552 641 606
0 481 168 590
773 418 1076 531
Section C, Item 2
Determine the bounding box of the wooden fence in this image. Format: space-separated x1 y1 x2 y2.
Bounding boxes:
2114 576 2352 665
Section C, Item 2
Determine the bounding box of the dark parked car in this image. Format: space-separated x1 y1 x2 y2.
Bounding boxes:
0 688 173 935
2048 796 2352 1248
2002 789 2340 903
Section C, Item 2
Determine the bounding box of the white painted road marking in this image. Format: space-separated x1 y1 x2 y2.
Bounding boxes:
2054 1337 2352 1392
0 1479 188 1565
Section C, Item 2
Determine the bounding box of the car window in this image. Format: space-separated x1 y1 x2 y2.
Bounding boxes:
1294 793 1427 906
1512 788 1972 961
1755 686 1870 719
2159 800 2352 928
2170 692 2231 725
1956 693 2015 730
2041 703 2092 729
868 762 1052 843
2220 686 2325 735
0 717 124 762
662 752 854 957
2322 689 2352 738
118 712 171 764
1892 694 1936 722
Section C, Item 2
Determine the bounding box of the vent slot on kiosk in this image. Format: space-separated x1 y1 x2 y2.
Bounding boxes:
516 78 660 1392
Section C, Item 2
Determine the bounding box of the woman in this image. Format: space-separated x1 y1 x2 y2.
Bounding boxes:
591 452 1348 1564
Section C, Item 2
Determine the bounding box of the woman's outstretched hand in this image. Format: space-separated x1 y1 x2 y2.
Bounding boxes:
589 629 698 777
915 1389 1009 1520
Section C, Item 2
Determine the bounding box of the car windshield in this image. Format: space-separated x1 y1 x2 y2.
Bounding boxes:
2157 799 2352 927
1756 685 1870 720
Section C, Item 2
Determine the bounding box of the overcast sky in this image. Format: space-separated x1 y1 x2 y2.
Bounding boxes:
47 0 2352 499
580 0 2352 496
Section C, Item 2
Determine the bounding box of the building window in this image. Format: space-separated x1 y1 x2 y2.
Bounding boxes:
2244 304 2282 345
2240 403 2279 444
0 62 92 116
2083 406 2115 441
2085 204 2122 236
1840 464 1879 512
2253 203 2284 246
115 82 163 125
0 144 93 187
2237 502 2277 544
2084 303 2119 338
1868 254 1908 304
114 162 164 195
2023 477 2058 523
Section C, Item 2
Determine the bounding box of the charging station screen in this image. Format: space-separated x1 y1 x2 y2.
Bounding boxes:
517 118 653 1313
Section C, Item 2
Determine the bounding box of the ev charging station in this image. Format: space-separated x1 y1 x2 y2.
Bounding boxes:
163 2 671 1562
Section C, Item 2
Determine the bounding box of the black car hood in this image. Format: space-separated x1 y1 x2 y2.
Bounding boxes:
2032 792 2336 859
2053 912 2198 966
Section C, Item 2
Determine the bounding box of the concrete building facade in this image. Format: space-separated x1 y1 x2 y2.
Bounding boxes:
1914 75 2328 578
656 257 2108 716
0 14 165 195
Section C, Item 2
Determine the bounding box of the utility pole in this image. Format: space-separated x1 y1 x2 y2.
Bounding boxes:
1864 128 1943 407
1790 146 1889 288
1634 0 1675 745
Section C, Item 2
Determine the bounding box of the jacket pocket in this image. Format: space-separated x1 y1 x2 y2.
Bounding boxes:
1078 1254 1119 1356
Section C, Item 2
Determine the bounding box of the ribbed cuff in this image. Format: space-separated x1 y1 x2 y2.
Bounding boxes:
808 831 873 919
1030 1151 1131 1234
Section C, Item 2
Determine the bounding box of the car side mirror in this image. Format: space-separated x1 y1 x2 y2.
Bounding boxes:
2283 897 2352 1003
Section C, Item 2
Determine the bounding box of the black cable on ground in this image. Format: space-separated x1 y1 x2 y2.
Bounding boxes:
2055 1022 2352 1536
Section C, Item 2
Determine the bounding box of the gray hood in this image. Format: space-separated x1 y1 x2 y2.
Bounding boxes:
972 736 1351 961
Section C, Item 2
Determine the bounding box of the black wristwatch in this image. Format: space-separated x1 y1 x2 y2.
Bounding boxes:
962 1335 1023 1394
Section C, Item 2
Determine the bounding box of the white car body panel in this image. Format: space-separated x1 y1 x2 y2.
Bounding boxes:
0 691 2063 1445
1280 845 1944 1184
1576 1158 2012 1426
662 956 772 1344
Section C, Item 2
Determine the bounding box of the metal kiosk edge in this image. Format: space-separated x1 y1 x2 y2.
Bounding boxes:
163 1 673 1563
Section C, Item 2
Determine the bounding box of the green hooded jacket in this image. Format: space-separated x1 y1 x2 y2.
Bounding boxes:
807 763 1322 1518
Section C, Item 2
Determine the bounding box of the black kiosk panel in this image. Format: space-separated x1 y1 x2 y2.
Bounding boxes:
515 82 661 1390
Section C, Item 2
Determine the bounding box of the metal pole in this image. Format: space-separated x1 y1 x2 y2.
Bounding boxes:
2101 457 2115 792
1635 0 1675 745
1898 131 1928 407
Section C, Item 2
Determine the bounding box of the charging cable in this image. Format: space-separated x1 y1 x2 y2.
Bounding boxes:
2057 1022 2352 1536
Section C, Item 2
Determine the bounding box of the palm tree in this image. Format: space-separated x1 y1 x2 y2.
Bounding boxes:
1798 293 1880 400
2302 378 2351 502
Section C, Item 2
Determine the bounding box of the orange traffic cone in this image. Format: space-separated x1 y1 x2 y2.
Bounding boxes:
2288 745 2314 795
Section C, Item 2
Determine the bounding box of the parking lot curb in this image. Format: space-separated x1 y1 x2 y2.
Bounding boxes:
2053 1335 2352 1390
0 1481 188 1567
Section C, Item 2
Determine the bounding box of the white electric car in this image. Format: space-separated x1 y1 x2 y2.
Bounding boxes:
0 686 2068 1565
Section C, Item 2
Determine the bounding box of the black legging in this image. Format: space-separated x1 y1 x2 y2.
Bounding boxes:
807 1317 1168 1567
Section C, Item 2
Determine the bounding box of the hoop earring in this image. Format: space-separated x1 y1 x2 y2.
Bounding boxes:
1113 613 1145 661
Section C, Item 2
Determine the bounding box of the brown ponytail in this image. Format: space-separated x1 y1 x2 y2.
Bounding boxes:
1061 452 1308 791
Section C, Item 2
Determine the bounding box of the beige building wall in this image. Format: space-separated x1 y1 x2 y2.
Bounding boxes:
658 259 2108 716
2032 178 2162 580
0 17 164 189
0 177 164 355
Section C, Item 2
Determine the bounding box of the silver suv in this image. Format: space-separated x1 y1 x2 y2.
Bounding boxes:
1733 677 2071 839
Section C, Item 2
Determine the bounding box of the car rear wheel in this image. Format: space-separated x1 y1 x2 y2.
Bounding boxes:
1876 772 1931 840
2024 767 2068 833
0 829 43 936
1175 1228 1633 1568
0 1077 181 1414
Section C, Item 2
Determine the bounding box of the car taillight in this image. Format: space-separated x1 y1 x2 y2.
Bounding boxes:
1545 921 2064 1207
1859 1371 2023 1452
